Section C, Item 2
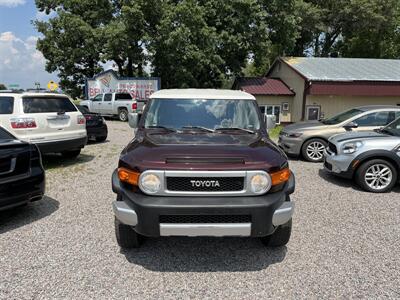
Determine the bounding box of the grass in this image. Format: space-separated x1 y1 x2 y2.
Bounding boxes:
268 125 283 140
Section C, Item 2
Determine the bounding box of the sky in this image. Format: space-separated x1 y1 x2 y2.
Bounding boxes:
0 0 57 89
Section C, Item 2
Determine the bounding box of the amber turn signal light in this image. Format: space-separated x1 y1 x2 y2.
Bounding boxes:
270 168 291 186
118 168 140 186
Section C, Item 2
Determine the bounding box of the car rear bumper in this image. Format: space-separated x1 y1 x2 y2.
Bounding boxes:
87 124 108 138
35 137 87 153
111 169 295 237
0 166 45 211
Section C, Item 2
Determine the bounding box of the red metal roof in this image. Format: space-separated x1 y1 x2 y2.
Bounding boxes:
234 77 295 96
309 81 400 96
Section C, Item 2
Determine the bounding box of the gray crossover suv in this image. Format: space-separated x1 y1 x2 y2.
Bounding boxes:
324 117 400 193
279 106 400 162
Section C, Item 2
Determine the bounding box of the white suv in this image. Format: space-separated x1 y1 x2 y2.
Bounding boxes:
0 92 87 158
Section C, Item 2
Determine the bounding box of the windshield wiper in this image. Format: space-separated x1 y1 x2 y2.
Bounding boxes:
380 128 394 136
181 126 214 132
215 127 255 134
146 125 176 132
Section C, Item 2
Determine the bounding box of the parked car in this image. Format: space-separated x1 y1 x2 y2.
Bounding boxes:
77 105 108 142
80 92 143 122
0 91 87 158
324 117 400 193
279 106 400 162
0 126 45 211
111 89 295 248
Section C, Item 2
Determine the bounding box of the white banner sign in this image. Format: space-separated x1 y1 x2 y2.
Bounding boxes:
86 70 160 100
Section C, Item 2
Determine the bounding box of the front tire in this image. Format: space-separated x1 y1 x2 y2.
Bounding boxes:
355 159 397 193
118 109 128 122
261 219 292 247
61 149 81 158
301 138 327 162
115 217 143 248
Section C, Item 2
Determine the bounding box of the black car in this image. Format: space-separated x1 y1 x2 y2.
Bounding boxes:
0 126 45 211
77 105 108 142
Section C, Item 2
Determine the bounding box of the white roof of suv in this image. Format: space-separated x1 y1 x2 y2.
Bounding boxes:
150 89 256 100
0 92 67 98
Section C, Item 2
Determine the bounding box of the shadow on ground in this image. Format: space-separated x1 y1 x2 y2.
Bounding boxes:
42 153 95 170
121 237 287 272
0 196 59 234
318 168 400 193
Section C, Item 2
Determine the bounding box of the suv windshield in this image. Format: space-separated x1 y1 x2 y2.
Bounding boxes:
322 108 362 125
144 99 261 131
381 117 400 136
23 97 77 113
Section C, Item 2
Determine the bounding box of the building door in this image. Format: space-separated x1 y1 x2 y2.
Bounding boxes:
306 105 320 121
260 105 281 124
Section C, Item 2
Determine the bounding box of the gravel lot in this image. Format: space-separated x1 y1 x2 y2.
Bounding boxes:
1 120 399 299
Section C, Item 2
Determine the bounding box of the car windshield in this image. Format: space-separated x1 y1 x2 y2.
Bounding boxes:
321 108 363 125
144 99 261 131
381 117 400 136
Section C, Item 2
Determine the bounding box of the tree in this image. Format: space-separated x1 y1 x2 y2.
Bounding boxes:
0 84 7 90
35 0 113 98
151 0 269 88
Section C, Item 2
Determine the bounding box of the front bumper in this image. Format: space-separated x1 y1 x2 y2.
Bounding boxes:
324 149 355 178
36 137 87 153
111 170 295 237
278 135 303 156
0 166 45 211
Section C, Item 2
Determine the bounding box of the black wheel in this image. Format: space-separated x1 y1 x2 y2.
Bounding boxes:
355 159 397 193
115 217 143 248
95 135 107 142
118 109 128 122
61 149 81 158
301 138 327 162
261 219 292 247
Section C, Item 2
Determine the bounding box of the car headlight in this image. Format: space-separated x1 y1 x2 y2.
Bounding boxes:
342 141 363 154
139 173 161 194
287 132 303 138
250 173 271 194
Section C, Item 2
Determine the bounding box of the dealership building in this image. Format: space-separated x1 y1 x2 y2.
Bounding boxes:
233 57 400 124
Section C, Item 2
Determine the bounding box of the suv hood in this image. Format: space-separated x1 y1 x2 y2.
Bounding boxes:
119 131 287 172
283 121 330 132
329 131 400 143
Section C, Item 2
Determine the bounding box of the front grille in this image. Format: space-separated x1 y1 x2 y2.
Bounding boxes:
160 215 251 223
166 177 244 192
328 142 337 154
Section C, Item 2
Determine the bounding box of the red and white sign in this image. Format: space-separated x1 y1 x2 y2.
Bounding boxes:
86 70 160 100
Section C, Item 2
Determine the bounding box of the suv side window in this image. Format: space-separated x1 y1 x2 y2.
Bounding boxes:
104 93 112 102
354 111 391 127
0 97 14 114
92 94 103 102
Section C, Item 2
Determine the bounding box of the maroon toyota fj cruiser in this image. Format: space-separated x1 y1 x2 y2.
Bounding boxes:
112 89 295 248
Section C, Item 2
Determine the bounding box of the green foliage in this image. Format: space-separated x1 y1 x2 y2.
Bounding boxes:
35 0 400 96
268 125 283 140
0 83 7 90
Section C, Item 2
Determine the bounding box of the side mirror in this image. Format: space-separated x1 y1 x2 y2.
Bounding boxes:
265 114 276 132
343 121 358 130
128 113 139 128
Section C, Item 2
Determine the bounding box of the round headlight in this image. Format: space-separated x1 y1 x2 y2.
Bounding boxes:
250 173 271 194
139 173 161 194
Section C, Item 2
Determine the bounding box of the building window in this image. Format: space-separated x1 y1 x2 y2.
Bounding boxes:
306 105 321 121
260 105 281 124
